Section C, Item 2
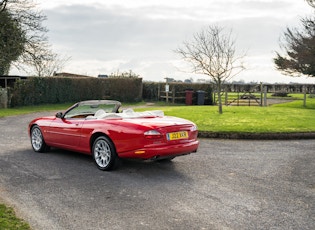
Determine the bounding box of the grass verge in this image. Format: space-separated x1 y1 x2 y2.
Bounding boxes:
0 102 147 118
0 103 72 118
0 204 31 230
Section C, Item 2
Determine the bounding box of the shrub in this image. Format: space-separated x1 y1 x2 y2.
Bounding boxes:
272 92 289 97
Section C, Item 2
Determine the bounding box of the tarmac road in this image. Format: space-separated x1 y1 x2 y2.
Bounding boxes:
0 112 314 230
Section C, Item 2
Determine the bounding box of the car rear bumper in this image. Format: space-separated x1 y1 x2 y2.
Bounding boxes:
118 140 199 160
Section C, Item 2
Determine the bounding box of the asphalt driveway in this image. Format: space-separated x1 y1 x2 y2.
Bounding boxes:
0 112 314 230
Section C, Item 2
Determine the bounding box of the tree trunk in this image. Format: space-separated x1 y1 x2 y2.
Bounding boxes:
217 82 223 114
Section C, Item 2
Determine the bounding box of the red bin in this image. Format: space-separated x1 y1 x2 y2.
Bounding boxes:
185 90 193 105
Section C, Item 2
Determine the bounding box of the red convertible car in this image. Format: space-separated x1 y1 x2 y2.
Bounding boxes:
29 100 199 170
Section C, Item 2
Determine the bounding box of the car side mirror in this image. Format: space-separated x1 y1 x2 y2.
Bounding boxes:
56 112 63 118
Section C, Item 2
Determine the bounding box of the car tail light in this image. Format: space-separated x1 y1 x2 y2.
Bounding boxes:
191 125 198 131
144 130 163 139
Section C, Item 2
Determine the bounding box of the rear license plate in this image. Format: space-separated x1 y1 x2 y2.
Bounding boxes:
167 131 188 140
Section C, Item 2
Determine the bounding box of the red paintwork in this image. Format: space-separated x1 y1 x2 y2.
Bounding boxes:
28 105 199 160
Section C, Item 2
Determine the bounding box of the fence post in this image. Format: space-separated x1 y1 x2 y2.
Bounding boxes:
264 86 267 106
237 91 240 106
165 84 169 103
260 82 263 107
303 85 307 107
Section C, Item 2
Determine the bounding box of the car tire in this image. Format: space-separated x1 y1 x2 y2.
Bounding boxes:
31 125 50 153
92 136 118 171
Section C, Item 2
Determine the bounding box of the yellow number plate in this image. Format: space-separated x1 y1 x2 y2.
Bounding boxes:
167 131 188 140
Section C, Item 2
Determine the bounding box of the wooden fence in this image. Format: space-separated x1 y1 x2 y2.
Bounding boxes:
158 86 185 103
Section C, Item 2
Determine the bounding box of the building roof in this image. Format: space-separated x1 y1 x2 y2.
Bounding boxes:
53 72 93 78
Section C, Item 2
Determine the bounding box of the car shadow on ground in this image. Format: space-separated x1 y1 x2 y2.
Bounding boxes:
14 148 191 182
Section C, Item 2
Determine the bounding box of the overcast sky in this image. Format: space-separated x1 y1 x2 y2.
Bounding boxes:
13 0 314 83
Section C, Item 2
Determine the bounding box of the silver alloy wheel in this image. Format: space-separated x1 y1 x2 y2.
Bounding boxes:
31 127 43 151
94 139 112 168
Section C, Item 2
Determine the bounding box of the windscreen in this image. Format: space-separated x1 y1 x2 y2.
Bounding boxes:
64 101 120 118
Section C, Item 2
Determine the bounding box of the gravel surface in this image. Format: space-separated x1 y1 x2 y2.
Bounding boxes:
0 112 314 230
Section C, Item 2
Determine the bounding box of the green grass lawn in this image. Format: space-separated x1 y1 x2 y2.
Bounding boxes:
1 95 314 133
0 103 73 117
0 204 31 230
137 105 315 133
136 96 315 133
0 102 148 118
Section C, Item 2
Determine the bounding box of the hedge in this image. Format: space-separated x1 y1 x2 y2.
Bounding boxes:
10 77 143 107
9 77 214 107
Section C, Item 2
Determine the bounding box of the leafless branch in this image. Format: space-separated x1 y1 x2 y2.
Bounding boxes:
305 0 315 8
0 0 8 11
175 25 246 113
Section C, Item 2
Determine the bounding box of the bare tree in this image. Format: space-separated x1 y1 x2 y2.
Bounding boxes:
0 0 8 11
175 25 245 114
21 41 71 76
305 0 315 8
109 69 139 78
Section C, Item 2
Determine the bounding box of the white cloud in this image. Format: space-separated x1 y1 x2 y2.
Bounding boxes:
19 0 314 83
